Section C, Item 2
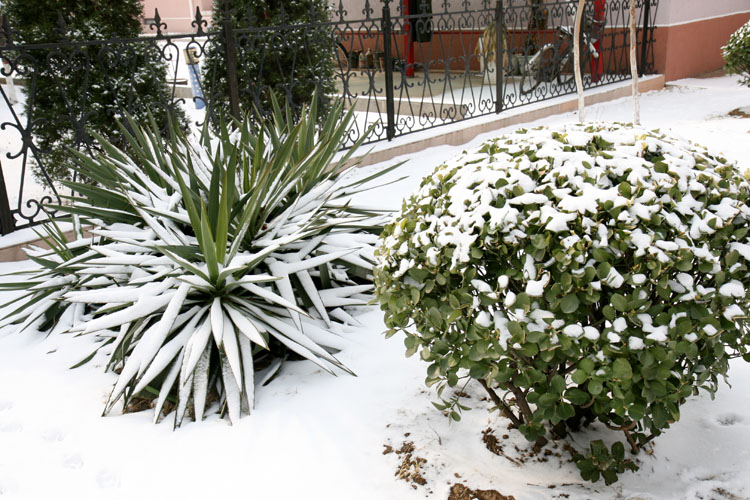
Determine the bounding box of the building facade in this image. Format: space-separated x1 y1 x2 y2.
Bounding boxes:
140 0 750 80
651 0 749 80
141 0 213 33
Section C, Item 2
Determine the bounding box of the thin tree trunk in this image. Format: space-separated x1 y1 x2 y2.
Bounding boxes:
630 0 641 125
573 0 586 122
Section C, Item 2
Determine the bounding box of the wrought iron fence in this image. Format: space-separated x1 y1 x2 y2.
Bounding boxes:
0 0 658 234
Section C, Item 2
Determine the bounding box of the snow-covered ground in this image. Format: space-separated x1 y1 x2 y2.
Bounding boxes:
1 75 749 500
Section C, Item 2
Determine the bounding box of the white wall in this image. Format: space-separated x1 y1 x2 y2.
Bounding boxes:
334 0 501 19
335 1 750 25
653 0 750 26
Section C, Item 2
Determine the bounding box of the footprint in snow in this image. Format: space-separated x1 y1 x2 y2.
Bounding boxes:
41 428 66 443
62 453 84 470
0 401 11 412
96 470 120 489
716 413 744 426
0 421 22 433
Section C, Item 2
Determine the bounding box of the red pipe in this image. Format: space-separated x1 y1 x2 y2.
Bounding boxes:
404 1 415 77
591 0 606 82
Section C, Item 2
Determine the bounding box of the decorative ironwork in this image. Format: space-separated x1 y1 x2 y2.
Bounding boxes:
0 0 658 232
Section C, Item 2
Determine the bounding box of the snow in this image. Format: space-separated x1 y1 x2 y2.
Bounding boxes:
719 280 746 298
525 273 549 297
628 337 645 350
563 324 584 339
1 75 750 500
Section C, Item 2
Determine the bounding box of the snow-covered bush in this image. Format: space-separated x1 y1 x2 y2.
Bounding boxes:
0 96 395 427
374 123 750 484
723 20 750 87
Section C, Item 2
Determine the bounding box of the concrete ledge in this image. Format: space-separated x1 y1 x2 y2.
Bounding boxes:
349 75 665 169
0 228 88 263
0 234 44 262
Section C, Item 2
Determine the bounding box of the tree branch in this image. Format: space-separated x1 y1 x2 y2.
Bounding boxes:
479 379 522 428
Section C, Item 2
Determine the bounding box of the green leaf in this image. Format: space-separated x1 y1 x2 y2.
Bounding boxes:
560 294 580 314
565 387 589 405
507 321 523 336
628 403 646 421
596 262 612 280
537 392 559 408
611 294 629 312
579 358 595 374
532 234 547 249
588 379 603 395
612 358 633 380
602 305 616 321
593 248 611 262
428 308 443 328
550 374 566 395
572 369 588 385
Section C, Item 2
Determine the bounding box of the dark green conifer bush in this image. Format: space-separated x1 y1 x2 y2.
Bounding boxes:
201 0 335 122
4 0 184 184
375 123 750 484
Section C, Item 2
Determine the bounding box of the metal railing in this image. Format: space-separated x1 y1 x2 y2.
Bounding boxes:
0 0 658 233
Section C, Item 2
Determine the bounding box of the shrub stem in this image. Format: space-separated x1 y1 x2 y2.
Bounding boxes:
479 379 522 427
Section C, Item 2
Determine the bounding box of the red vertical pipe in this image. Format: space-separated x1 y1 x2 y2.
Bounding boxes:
591 0 606 82
404 1 415 77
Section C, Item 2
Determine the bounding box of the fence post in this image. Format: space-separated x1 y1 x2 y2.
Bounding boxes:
0 161 16 235
221 4 242 122
495 0 504 114
382 4 396 141
639 0 651 76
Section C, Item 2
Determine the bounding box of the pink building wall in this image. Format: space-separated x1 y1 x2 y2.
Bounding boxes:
141 0 214 33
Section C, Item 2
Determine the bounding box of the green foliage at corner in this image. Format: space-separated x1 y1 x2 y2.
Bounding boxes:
0 95 399 427
723 20 750 87
201 0 336 123
374 122 750 484
4 0 185 184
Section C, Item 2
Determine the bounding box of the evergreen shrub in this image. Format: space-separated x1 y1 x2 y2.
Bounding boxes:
202 0 336 123
374 123 750 484
5 0 184 184
723 20 750 87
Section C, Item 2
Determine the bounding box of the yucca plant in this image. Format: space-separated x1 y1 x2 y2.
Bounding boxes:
0 95 401 426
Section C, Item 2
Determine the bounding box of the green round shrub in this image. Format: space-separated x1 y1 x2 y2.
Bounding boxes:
723 20 750 87
374 123 750 484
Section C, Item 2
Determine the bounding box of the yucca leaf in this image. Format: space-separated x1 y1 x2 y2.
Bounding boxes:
191 345 211 422
159 247 209 282
182 314 213 379
220 315 243 390
210 297 224 346
207 147 223 231
238 335 254 413
152 352 183 425
220 351 242 425
215 163 231 264
224 303 268 349
198 202 220 283
175 363 193 428
77 291 174 335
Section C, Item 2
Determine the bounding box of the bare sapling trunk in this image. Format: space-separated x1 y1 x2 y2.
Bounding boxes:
573 0 586 122
630 0 641 125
